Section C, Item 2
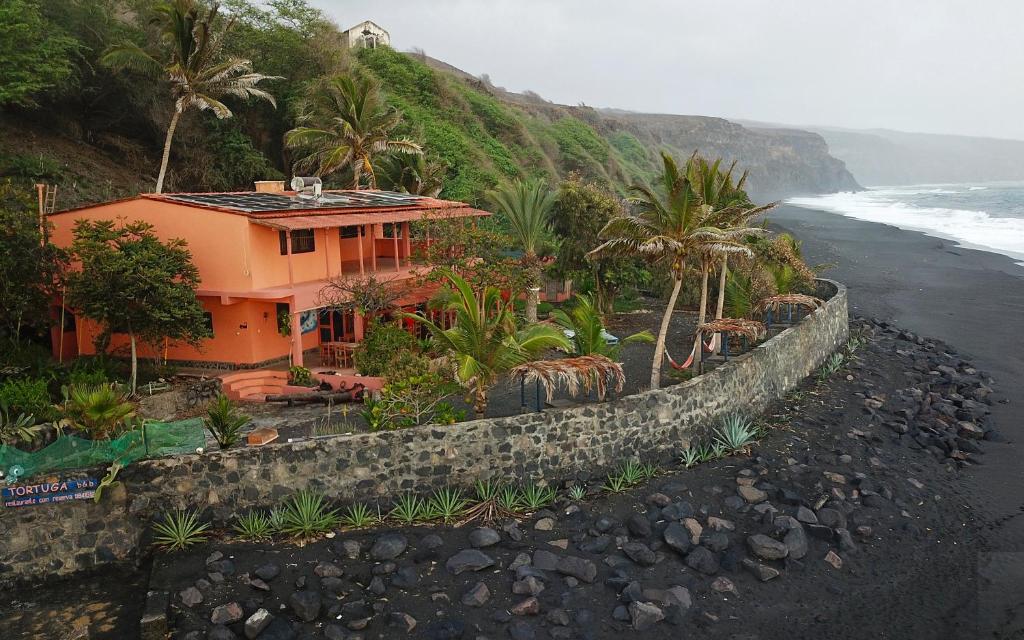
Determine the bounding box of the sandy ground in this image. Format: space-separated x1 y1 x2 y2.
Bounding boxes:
770 204 1024 638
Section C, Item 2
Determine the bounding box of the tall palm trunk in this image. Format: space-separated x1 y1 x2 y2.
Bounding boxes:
651 273 683 390
155 109 181 194
473 384 488 418
525 254 540 323
693 261 710 368
715 255 728 353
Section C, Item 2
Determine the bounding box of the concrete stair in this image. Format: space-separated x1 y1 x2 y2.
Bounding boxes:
219 370 289 402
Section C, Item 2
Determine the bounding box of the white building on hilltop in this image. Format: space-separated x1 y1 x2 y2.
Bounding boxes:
340 20 389 49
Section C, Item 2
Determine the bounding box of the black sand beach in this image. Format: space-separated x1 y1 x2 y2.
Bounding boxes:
771 204 1024 638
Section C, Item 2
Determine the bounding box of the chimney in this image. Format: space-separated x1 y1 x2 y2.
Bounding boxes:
254 180 286 193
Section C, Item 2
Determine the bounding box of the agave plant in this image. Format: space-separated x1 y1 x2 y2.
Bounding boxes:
234 510 274 541
817 352 846 381
342 502 377 528
567 484 586 502
152 509 210 551
496 485 524 514
278 490 341 538
390 493 427 525
520 483 556 511
426 487 468 524
680 445 702 469
714 414 759 454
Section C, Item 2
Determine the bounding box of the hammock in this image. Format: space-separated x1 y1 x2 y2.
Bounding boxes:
664 333 718 370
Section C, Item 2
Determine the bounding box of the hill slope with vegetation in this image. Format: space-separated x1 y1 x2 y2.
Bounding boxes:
0 0 856 209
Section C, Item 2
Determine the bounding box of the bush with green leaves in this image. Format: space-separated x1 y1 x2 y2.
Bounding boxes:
204 394 250 449
152 509 210 551
0 377 54 423
278 490 340 538
353 320 420 377
361 371 461 430
288 366 315 386
0 403 45 446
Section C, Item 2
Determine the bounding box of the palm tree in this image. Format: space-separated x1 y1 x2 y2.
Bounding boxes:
489 179 555 323
686 156 772 363
588 151 713 390
102 0 280 193
285 75 422 189
551 294 653 361
406 271 570 417
377 153 447 197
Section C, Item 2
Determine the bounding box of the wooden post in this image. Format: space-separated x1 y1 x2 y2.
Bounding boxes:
392 224 400 271
290 304 303 367
403 222 411 266
357 225 365 276
370 224 377 272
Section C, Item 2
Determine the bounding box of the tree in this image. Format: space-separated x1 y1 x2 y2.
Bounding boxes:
685 155 771 364
550 175 637 313
0 0 78 106
66 220 211 393
377 153 447 197
414 212 528 295
551 294 653 361
589 151 738 390
0 182 66 351
285 74 422 188
102 0 280 193
406 271 570 417
489 178 555 323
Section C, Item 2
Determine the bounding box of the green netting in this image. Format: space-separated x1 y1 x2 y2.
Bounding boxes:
0 418 205 481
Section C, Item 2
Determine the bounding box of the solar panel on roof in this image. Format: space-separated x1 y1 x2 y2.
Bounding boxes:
163 191 422 213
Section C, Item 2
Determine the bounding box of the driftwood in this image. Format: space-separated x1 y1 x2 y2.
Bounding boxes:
265 385 365 405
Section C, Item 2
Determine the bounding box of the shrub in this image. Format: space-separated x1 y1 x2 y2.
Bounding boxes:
60 383 136 438
353 320 419 377
278 490 340 538
361 371 461 430
0 403 45 446
152 509 210 551
289 366 314 386
204 394 250 449
0 377 54 422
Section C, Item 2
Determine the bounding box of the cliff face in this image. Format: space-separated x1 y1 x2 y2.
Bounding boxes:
597 111 861 200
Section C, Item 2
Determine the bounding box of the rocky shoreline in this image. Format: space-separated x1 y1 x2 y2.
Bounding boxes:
126 317 999 640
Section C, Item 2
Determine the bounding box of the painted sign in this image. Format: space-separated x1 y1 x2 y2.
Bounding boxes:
300 310 318 334
2 477 98 507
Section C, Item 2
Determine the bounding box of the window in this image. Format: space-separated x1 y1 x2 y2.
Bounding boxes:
279 229 315 255
382 223 402 239
340 226 359 239
203 312 214 337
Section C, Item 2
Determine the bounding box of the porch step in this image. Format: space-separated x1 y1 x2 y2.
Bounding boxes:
220 370 289 401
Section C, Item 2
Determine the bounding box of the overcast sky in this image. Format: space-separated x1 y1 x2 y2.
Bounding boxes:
311 0 1024 140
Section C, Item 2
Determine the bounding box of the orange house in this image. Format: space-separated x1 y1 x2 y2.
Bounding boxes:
47 184 489 370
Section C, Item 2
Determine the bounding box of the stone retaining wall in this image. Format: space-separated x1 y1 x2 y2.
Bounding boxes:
0 280 848 586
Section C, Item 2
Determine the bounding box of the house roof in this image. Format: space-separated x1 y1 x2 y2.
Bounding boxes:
49 190 490 225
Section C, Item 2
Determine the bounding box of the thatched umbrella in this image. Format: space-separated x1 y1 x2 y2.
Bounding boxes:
697 318 767 342
756 293 823 314
510 355 625 403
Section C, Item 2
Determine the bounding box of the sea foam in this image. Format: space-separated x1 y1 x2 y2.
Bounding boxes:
788 186 1024 263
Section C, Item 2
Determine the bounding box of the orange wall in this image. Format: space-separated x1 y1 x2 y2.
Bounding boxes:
48 200 254 293
66 297 316 366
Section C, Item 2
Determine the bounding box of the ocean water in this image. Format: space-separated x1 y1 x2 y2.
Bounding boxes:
787 182 1024 263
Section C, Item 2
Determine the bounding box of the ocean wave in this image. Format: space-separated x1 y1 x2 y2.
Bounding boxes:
787 190 1024 262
